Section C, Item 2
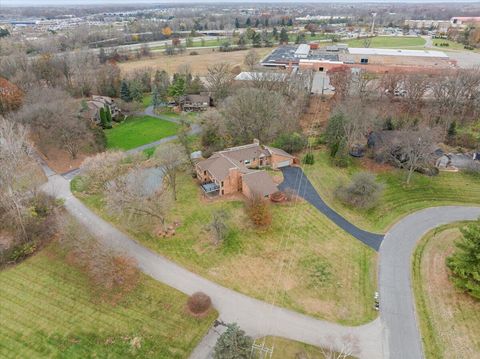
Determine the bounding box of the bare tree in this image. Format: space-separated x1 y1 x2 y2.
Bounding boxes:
209 209 229 246
320 334 360 359
80 151 127 192
243 49 260 70
381 128 439 184
403 74 429 114
220 87 297 144
154 143 186 201
0 117 40 240
379 72 404 100
206 62 235 104
105 166 172 230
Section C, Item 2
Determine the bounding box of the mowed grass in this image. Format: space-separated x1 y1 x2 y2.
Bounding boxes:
346 36 426 48
412 224 480 359
303 150 480 233
105 115 179 150
72 171 377 326
0 247 216 359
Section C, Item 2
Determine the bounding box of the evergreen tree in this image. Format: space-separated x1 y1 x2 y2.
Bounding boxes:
254 18 260 28
98 48 107 64
152 85 161 109
272 27 278 40
120 80 132 102
235 18 240 29
287 18 293 26
279 27 289 44
245 18 251 27
252 32 261 47
448 121 457 138
129 80 144 102
447 221 480 299
213 323 252 359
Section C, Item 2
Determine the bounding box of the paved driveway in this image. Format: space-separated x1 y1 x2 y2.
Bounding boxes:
379 206 480 359
279 166 384 251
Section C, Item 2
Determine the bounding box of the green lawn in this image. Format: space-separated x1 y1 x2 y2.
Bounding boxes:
258 337 355 358
412 224 480 359
141 94 151 108
72 167 377 326
303 150 480 233
105 115 179 150
0 246 216 359
432 38 479 52
346 36 426 48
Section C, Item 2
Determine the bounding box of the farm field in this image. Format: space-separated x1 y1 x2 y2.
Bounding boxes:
345 36 426 48
118 47 272 75
0 246 216 359
105 115 179 150
303 150 480 233
72 168 377 326
412 224 480 359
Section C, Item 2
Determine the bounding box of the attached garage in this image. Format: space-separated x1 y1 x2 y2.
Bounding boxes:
275 159 292 168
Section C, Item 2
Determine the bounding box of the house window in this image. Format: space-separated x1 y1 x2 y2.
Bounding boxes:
221 181 224 187
204 170 206 175
221 190 224 195
360 58 369 64
319 67 324 72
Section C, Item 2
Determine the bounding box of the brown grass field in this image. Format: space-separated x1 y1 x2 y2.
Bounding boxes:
413 225 480 359
118 47 272 75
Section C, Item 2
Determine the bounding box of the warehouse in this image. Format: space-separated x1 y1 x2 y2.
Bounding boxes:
341 48 451 67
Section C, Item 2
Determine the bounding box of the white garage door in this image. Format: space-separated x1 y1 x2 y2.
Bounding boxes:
276 160 291 168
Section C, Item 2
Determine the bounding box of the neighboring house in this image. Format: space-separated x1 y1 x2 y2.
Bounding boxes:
181 94 211 112
195 139 296 198
86 95 123 123
436 152 480 171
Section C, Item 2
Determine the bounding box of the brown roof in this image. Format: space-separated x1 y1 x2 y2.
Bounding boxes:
265 146 296 159
216 143 268 163
242 171 278 197
196 153 249 181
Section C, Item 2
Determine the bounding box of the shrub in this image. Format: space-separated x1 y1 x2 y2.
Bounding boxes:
80 151 127 192
187 292 212 316
447 221 480 299
246 194 272 228
272 132 307 153
335 172 383 209
213 323 252 359
302 153 314 165
189 51 199 55
270 191 286 202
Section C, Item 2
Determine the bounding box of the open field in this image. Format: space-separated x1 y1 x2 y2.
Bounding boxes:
303 150 480 233
258 336 355 359
432 38 480 52
72 169 377 326
0 246 216 359
412 224 480 359
105 115 179 150
345 36 426 48
118 47 272 75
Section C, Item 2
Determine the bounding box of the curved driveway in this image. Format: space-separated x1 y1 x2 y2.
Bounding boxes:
279 166 384 250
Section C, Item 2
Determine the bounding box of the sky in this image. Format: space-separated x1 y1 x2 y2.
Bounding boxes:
3 0 480 6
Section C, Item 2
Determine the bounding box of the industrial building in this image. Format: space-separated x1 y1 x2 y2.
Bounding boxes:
261 43 452 72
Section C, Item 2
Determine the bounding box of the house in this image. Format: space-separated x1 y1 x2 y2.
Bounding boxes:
436 153 480 172
86 95 123 123
195 139 296 198
181 94 211 112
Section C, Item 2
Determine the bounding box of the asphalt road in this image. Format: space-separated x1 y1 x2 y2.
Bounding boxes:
41 174 384 359
279 166 384 250
379 206 480 359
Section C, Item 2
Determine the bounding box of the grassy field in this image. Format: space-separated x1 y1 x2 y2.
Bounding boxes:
257 337 355 359
0 246 216 359
412 224 480 359
303 150 480 233
431 38 479 52
345 36 426 48
105 115 179 150
72 169 377 326
119 47 272 75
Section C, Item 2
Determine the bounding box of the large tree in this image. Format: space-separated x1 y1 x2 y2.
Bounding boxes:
219 87 297 144
206 63 235 104
447 221 480 300
213 323 252 359
154 143 186 201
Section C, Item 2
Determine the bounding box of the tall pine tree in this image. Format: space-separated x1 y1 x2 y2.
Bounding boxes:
120 80 132 102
